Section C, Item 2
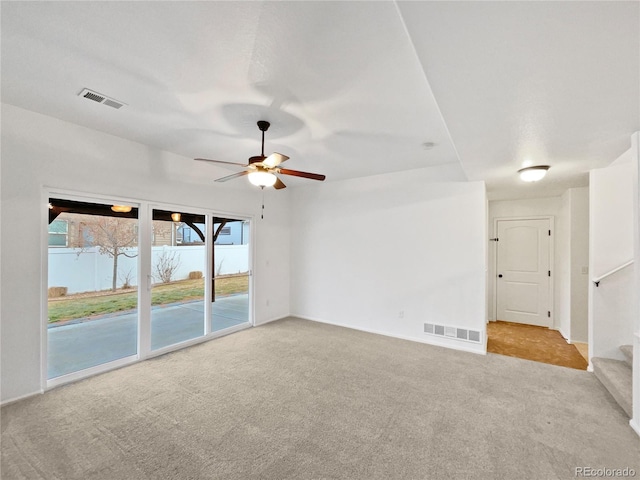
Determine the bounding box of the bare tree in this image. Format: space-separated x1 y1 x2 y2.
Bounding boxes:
81 217 138 291
215 258 225 277
118 268 134 289
154 250 181 283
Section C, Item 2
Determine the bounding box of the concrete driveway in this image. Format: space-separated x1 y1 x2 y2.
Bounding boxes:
48 294 249 379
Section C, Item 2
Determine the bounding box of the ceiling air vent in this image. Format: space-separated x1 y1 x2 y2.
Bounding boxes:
78 88 126 109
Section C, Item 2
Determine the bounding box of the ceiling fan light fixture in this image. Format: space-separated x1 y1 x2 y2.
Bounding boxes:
111 205 133 213
171 212 181 222
248 170 277 188
518 165 550 182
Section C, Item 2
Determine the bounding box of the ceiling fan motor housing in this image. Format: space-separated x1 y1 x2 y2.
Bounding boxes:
249 155 266 165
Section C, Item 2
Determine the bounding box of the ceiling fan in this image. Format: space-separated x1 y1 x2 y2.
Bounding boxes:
195 120 325 189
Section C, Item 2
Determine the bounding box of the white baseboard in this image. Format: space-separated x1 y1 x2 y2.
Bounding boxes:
556 329 590 346
254 314 289 327
558 328 570 343
630 418 640 438
1 389 43 407
292 314 486 356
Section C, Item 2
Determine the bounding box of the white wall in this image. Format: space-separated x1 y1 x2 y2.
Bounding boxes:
569 188 589 343
558 190 572 337
589 154 635 360
290 168 487 354
590 161 634 275
0 104 291 403
631 132 640 436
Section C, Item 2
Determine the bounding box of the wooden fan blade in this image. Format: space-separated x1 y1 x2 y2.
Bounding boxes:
273 177 287 190
263 153 290 168
195 158 248 167
215 171 249 182
278 168 326 181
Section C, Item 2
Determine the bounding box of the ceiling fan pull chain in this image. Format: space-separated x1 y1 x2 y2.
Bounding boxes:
261 186 265 219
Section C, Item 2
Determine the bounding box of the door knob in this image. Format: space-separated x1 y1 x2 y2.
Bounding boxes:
498 274 503 278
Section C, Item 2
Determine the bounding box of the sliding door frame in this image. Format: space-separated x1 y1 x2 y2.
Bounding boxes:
42 188 143 390
210 209 255 333
42 188 254 392
146 202 211 356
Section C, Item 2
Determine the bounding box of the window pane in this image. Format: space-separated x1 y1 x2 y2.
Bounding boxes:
48 198 139 379
48 233 67 247
211 218 250 331
48 220 68 247
49 219 68 234
151 210 206 350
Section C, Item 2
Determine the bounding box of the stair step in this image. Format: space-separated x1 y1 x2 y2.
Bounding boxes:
620 345 633 368
592 357 632 418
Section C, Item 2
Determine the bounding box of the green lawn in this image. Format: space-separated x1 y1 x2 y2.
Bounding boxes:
48 276 249 323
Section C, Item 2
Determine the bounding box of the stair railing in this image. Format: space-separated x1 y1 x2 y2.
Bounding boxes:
592 259 634 287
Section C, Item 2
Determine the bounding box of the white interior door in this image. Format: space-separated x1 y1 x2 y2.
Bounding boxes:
496 219 551 327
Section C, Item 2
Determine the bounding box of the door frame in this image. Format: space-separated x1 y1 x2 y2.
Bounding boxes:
492 215 555 328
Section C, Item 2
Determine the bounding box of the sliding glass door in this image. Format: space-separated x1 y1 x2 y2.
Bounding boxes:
150 209 206 350
47 198 139 379
47 198 252 384
211 217 250 331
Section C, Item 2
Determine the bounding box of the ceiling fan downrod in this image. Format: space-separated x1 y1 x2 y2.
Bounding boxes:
257 120 270 158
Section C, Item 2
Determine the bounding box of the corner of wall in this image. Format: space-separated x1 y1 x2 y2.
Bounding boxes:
631 131 639 436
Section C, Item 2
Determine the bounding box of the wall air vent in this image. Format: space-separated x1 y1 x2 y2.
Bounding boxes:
78 88 126 109
424 323 482 344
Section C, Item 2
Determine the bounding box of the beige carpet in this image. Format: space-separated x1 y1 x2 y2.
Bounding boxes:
2 317 639 479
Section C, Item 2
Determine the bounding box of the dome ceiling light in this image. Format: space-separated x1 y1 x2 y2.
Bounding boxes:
518 165 550 182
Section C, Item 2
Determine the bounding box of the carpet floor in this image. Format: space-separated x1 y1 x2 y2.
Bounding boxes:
487 320 588 370
2 317 638 479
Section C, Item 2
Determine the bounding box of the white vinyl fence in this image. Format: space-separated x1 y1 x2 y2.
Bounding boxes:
48 245 249 294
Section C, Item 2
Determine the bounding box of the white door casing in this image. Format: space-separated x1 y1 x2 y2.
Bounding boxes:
496 219 551 327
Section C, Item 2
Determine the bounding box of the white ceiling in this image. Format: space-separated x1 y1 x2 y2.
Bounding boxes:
2 1 638 198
